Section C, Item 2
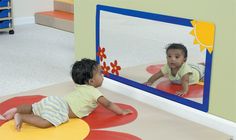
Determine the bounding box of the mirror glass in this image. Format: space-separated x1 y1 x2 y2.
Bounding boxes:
96 5 215 112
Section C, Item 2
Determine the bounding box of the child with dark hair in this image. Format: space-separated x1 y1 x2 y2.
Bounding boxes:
1 58 132 131
144 43 205 96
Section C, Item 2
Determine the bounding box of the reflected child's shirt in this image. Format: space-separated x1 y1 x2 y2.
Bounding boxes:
161 63 204 85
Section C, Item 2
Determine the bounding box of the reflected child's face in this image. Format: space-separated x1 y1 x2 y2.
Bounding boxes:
89 65 104 88
166 49 186 69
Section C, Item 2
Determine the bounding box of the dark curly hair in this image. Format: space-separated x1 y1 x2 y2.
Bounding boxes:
166 43 188 58
71 58 99 85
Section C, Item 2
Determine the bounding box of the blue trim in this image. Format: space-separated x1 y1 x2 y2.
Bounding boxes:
96 7 100 62
96 5 212 112
202 51 212 111
97 5 193 27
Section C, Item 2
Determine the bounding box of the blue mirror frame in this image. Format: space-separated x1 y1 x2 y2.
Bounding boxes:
96 5 213 112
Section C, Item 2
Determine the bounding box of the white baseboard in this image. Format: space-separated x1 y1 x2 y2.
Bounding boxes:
14 16 35 26
102 78 236 139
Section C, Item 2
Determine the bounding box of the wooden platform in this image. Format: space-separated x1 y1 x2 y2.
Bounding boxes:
54 0 73 13
35 1 74 32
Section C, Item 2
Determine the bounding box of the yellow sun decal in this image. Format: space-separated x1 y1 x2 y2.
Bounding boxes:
190 20 215 53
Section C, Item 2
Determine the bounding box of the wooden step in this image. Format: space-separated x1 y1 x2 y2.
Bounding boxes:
54 0 73 5
54 0 74 13
35 10 74 33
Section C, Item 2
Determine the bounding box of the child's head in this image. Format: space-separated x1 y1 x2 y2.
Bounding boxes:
71 58 103 87
165 43 188 69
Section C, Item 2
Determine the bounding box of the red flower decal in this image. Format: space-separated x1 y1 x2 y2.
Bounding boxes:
96 47 107 62
110 60 121 76
101 62 110 76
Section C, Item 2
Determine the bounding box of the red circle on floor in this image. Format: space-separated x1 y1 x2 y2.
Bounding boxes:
85 130 141 140
156 80 203 98
146 64 164 74
0 95 46 126
82 103 138 129
146 64 203 98
0 95 138 128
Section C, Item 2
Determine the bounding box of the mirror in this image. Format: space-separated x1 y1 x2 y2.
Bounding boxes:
96 5 215 112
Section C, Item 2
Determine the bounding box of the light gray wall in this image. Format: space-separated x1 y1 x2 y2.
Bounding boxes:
12 0 53 24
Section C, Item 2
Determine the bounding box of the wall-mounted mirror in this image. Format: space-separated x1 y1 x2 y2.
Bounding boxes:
96 5 215 112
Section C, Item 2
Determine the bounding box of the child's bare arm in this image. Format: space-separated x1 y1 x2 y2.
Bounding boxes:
144 71 164 86
97 96 132 115
176 73 190 96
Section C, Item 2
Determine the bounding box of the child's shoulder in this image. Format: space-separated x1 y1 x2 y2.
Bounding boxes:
75 85 102 94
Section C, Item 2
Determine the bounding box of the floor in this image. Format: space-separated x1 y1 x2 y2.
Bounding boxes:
0 81 231 140
0 24 232 139
0 24 74 97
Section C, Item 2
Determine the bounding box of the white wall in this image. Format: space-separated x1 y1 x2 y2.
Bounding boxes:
12 0 53 25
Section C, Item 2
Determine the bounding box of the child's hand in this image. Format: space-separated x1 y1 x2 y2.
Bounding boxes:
176 90 187 96
143 81 152 86
121 109 133 115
